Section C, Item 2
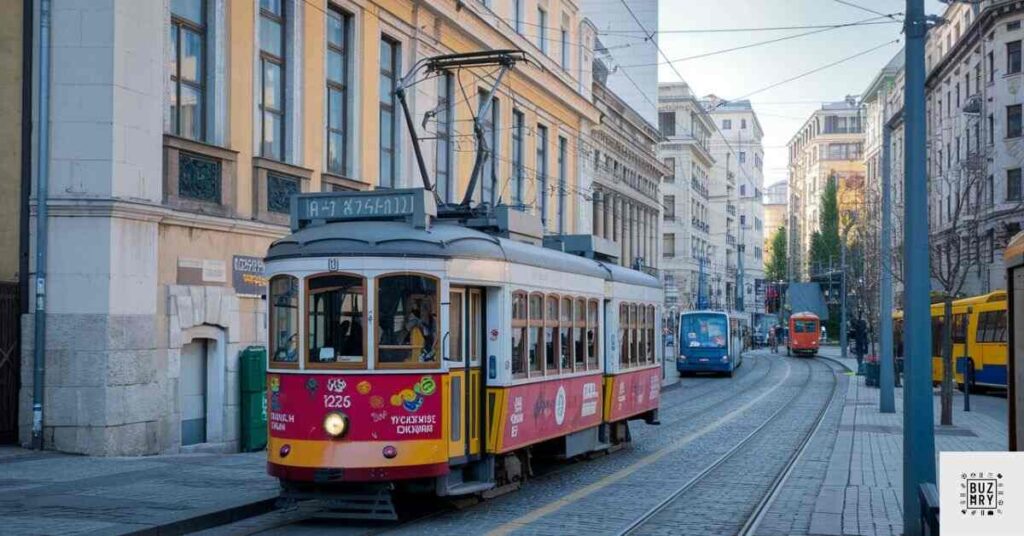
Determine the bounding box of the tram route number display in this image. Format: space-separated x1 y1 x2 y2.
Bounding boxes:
501 374 604 452
267 373 442 441
300 193 415 220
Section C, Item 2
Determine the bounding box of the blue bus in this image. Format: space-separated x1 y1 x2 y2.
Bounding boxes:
676 311 746 377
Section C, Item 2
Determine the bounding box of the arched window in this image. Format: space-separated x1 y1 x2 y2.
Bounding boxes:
376 273 439 368
306 273 366 368
512 291 528 376
269 275 299 368
545 295 560 374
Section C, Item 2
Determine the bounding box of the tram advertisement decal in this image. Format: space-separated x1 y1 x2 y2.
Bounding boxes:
607 367 661 421
501 374 604 451
267 374 442 441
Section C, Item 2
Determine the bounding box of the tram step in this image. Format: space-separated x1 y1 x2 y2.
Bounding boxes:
445 481 496 496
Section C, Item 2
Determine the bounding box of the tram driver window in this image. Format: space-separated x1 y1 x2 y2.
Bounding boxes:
619 303 629 368
512 292 528 376
306 274 365 366
587 300 599 370
269 275 299 367
376 274 439 367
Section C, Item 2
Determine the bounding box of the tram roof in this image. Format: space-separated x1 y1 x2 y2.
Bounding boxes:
266 221 662 289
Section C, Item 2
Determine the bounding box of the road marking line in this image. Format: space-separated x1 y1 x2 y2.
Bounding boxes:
487 357 794 536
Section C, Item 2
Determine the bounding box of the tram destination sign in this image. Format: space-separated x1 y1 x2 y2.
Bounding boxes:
291 188 436 231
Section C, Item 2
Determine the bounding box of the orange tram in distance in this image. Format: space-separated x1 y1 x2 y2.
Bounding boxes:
787 311 821 357
263 189 664 516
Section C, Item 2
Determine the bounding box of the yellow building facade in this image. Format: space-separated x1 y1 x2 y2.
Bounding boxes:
14 0 600 455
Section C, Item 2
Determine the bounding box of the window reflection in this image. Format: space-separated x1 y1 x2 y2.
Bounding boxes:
306 274 364 365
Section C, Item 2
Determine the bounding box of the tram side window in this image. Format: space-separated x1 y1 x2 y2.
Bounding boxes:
587 300 599 370
270 275 299 366
512 292 528 376
306 274 365 366
574 298 586 371
545 296 559 374
619 303 629 368
528 293 544 375
376 274 439 367
560 297 572 371
647 305 656 364
630 304 639 367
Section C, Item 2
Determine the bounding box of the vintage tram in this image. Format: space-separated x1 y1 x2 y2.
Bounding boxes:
263 189 663 513
787 311 821 357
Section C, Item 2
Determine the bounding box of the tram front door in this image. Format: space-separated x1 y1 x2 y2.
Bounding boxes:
447 287 483 461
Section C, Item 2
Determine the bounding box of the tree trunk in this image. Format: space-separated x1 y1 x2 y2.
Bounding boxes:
940 298 953 426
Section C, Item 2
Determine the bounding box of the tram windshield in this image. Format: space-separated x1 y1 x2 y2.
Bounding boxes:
376 274 439 367
793 320 818 333
306 274 365 365
680 313 728 349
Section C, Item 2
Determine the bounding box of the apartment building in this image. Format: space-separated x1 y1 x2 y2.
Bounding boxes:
658 82 717 311
922 0 1024 294
704 96 766 315
786 102 866 280
763 181 788 265
8 0 599 455
587 56 668 270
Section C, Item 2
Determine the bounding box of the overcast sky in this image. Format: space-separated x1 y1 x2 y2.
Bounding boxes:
655 0 947 187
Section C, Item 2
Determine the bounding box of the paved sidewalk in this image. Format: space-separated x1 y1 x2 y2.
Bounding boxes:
804 346 1007 536
0 446 277 535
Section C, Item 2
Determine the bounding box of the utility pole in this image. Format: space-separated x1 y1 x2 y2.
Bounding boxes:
880 98 895 414
840 233 848 361
903 1 937 533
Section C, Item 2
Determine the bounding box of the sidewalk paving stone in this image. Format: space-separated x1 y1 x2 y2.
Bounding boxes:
0 447 277 536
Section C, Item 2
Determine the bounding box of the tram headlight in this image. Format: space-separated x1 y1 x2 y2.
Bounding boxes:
323 412 348 438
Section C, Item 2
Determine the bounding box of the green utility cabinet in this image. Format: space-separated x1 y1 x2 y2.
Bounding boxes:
240 346 268 452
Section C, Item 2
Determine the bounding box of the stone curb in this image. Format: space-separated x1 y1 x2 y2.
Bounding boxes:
816 354 854 373
117 496 278 536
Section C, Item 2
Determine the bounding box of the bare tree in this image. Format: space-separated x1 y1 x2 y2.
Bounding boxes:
930 148 986 426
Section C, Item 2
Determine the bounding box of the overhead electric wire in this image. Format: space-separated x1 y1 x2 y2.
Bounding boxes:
831 0 902 20
599 20 902 35
725 39 901 103
620 15 898 68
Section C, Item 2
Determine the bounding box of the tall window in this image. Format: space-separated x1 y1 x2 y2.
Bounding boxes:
169 0 205 141
269 275 299 367
544 296 559 373
663 195 675 220
538 7 548 54
537 124 549 225
1008 40 1021 74
664 157 675 182
663 233 675 257
479 92 500 204
259 0 285 160
436 74 454 202
512 110 525 206
528 293 543 375
558 136 567 234
659 112 675 136
722 119 732 130
1008 104 1022 138
514 0 523 34
1008 168 1023 202
326 8 350 175
512 292 527 376
561 27 569 69
379 37 400 187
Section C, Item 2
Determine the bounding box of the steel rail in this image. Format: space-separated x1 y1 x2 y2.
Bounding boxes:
737 360 843 535
616 357 840 536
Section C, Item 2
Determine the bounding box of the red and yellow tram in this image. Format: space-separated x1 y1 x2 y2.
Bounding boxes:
264 190 663 509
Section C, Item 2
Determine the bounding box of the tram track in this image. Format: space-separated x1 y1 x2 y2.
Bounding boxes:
615 356 841 536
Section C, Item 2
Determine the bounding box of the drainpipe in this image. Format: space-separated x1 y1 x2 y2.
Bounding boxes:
32 0 51 450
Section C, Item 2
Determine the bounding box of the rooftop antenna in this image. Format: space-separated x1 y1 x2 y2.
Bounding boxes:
394 49 529 211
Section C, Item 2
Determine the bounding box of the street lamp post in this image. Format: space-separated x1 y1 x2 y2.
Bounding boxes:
904 1 937 533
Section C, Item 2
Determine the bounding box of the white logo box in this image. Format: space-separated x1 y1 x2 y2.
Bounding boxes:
940 451 1024 535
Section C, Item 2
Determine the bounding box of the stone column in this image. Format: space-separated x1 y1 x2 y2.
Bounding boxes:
617 196 626 263
604 194 614 241
650 209 658 269
594 191 605 238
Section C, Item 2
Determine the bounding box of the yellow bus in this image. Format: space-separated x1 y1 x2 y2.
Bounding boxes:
894 291 1007 389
